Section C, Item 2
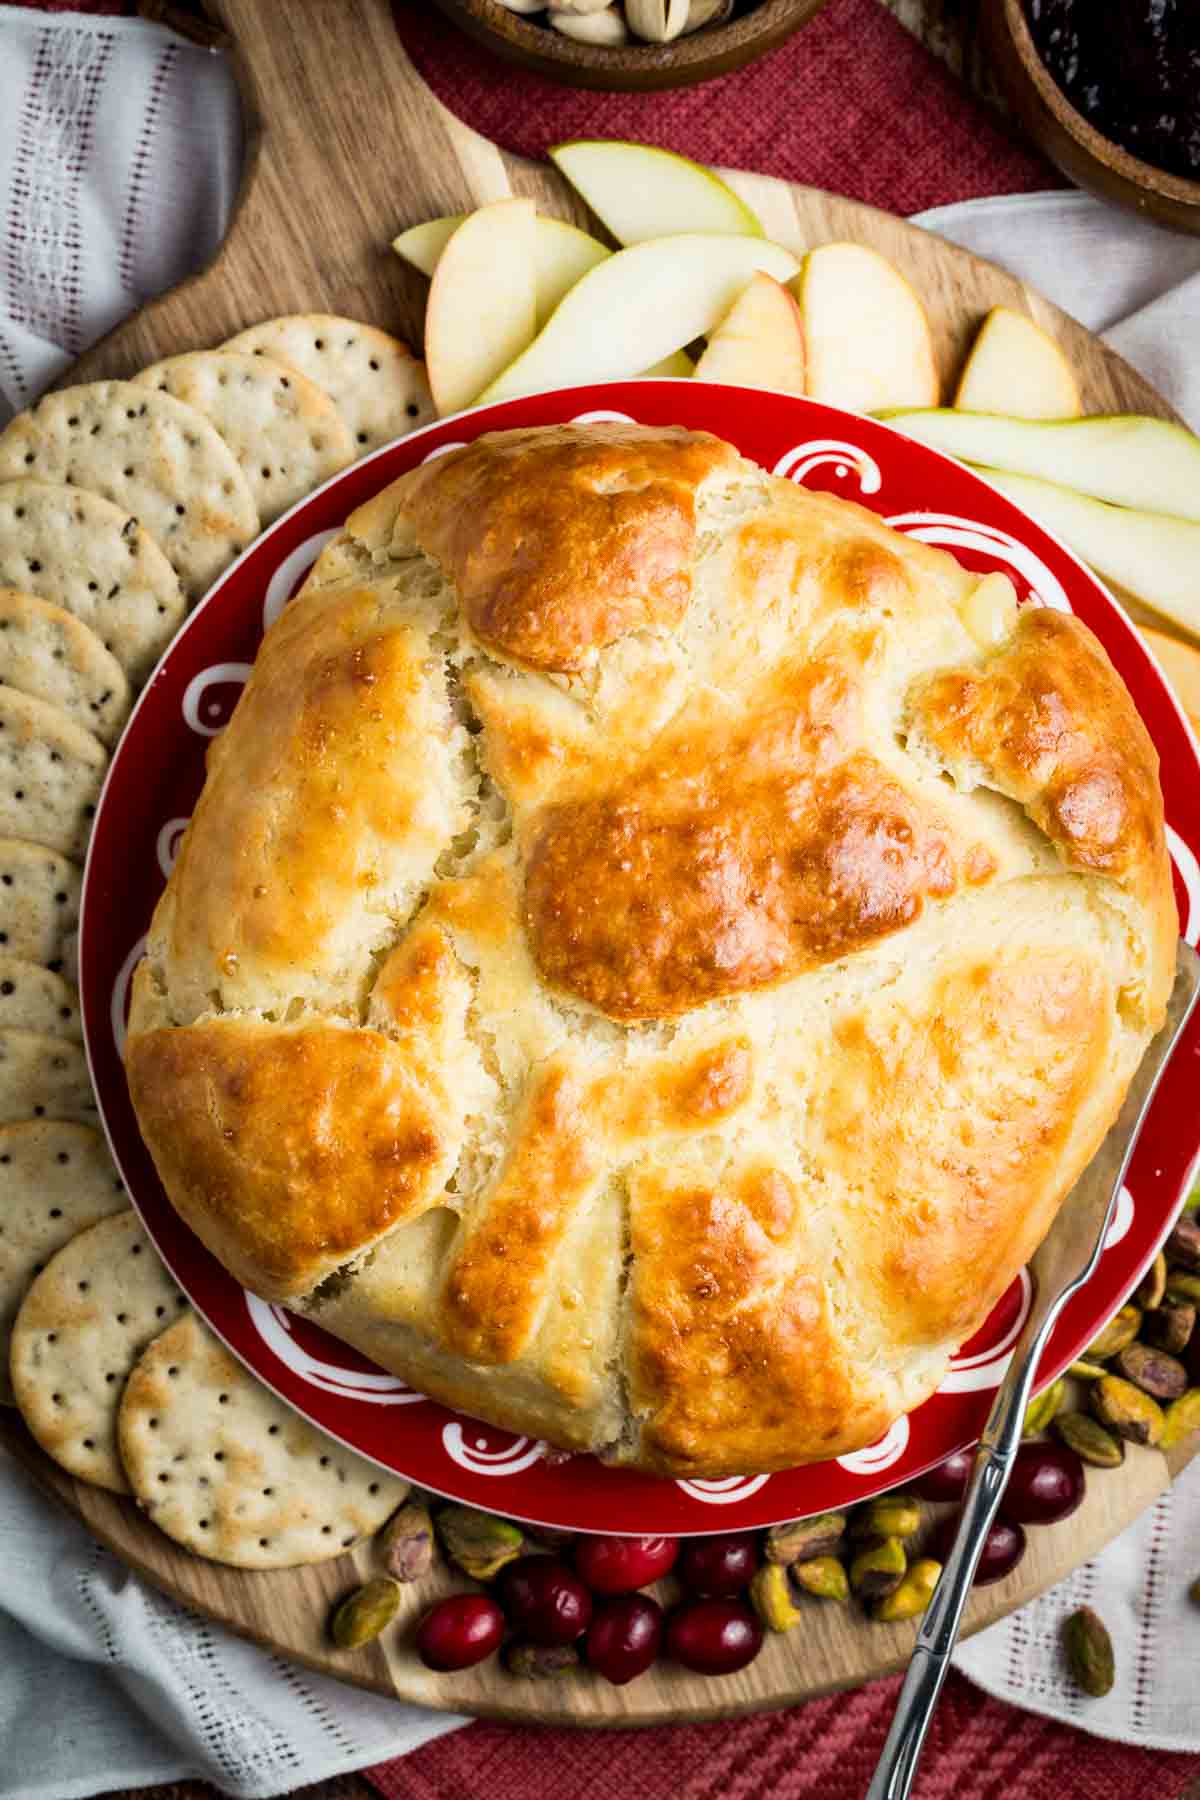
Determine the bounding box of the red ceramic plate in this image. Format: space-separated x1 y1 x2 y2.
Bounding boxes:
82 382 1200 1533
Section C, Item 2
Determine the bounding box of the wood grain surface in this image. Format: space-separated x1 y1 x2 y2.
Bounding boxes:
24 0 1195 1730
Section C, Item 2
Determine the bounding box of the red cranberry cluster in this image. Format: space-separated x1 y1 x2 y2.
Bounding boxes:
416 1531 765 1681
914 1441 1085 1578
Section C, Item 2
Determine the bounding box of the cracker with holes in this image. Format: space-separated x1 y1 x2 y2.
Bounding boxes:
223 316 433 456
0 1123 126 1403
0 590 130 746
0 959 80 1039
119 1310 407 1566
0 481 185 685
0 839 80 970
134 352 355 526
0 1029 96 1125
10 1211 185 1490
0 384 259 602
0 687 106 859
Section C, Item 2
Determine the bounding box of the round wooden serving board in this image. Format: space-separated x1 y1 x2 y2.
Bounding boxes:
9 0 1194 1726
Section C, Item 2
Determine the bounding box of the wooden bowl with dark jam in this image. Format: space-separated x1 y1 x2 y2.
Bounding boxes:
982 0 1200 235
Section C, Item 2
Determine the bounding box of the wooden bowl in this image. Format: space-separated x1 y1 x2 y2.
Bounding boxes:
429 0 832 92
981 0 1200 236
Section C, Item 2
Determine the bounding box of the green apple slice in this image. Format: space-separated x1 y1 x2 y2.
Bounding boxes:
424 198 537 416
980 467 1200 637
794 242 938 414
954 307 1080 419
883 410 1200 523
395 213 610 328
478 233 797 404
548 140 763 245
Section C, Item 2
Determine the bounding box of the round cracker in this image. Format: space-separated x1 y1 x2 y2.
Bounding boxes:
11 1211 186 1491
134 352 355 526
223 316 433 455
0 480 185 685
119 1309 407 1566
0 686 106 859
0 959 80 1039
0 839 80 971
0 1029 96 1125
0 384 259 602
0 589 130 746
0 1122 126 1403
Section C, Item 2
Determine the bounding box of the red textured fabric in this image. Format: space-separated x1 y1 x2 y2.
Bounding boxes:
365 1669 1200 1800
394 0 1057 215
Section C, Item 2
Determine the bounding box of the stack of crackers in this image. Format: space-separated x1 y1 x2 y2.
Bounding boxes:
0 315 430 1568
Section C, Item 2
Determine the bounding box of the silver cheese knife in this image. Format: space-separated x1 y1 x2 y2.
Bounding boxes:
867 939 1200 1800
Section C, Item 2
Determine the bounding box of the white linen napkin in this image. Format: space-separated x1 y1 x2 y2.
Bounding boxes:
1 8 1199 1792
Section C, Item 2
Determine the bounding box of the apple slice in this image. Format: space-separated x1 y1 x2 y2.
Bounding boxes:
639 349 695 376
548 140 763 245
882 410 1200 523
954 308 1080 419
1140 626 1200 736
794 243 938 413
981 468 1200 638
478 233 798 404
694 272 806 393
424 199 537 417
396 213 610 328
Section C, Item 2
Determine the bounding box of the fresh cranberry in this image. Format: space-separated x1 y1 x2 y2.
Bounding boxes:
666 1598 763 1675
574 1534 680 1594
586 1594 665 1685
415 1594 505 1671
929 1513 1027 1585
498 1556 592 1646
677 1532 760 1597
912 1448 975 1502
1002 1443 1086 1525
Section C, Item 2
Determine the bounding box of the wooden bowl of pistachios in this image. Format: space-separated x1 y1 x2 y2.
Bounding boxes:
431 0 832 90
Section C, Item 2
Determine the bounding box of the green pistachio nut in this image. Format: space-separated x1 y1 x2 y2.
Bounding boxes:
1113 1341 1188 1402
1136 1255 1168 1310
436 1505 524 1580
1089 1374 1165 1446
873 1558 941 1623
1068 1359 1108 1381
1085 1304 1142 1361
750 1562 805 1632
789 1555 850 1603
849 1494 923 1540
1160 1388 1200 1451
1063 1605 1115 1697
329 1577 401 1649
1143 1302 1196 1357
378 1502 435 1583
1022 1379 1065 1438
849 1536 906 1602
503 1642 581 1678
1053 1410 1125 1468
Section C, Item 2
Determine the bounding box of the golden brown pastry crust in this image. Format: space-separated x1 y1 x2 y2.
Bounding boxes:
126 423 1177 1476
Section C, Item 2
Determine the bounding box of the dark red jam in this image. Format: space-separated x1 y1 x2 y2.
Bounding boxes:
1026 0 1200 182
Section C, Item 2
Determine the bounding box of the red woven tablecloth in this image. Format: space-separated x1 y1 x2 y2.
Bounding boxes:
7 3 1197 1798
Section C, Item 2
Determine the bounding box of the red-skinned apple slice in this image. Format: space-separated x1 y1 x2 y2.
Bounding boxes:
424 199 537 416
396 214 609 329
694 272 806 393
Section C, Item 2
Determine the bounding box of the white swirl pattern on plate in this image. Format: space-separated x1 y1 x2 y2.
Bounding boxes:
110 932 148 1059
155 817 190 881
936 1268 1034 1395
883 512 1073 612
244 1296 426 1404
441 1423 547 1475
675 1474 773 1505
773 440 882 495
261 530 339 632
181 662 254 738
569 410 636 426
1169 826 1200 946
1102 1184 1135 1252
835 1416 910 1475
420 440 468 464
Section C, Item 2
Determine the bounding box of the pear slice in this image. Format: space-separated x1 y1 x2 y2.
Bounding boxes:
981 467 1200 638
478 233 798 404
396 213 610 328
424 199 537 417
882 410 1200 524
694 272 806 394
548 140 763 245
955 307 1080 419
794 243 937 414
1139 626 1200 735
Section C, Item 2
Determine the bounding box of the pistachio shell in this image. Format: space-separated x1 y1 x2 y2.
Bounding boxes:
550 6 629 41
624 0 690 41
